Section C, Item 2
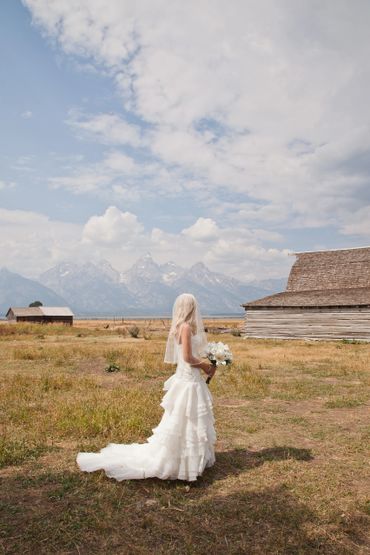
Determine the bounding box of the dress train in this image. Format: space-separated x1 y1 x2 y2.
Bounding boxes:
76 338 216 481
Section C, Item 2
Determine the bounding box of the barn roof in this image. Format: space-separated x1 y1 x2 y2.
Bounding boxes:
291 245 370 255
242 287 370 308
6 306 74 317
287 246 370 292
243 246 370 309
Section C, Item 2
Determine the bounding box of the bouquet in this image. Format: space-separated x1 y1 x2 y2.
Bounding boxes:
205 341 233 383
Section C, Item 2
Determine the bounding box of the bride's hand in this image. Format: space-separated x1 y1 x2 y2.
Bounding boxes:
205 363 216 379
197 361 213 374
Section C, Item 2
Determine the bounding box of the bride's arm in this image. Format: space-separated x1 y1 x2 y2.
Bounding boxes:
180 323 213 374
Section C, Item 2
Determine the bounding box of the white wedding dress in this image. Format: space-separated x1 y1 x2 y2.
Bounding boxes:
76 335 216 481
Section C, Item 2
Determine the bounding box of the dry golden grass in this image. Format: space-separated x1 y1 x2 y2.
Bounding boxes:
0 320 369 554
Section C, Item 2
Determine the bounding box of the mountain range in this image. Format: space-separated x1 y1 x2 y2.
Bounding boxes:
0 268 68 315
1 254 287 317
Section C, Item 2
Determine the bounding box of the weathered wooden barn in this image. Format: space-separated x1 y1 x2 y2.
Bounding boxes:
242 246 370 340
6 306 74 325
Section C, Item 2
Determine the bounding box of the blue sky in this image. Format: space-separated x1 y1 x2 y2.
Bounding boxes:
0 1 111 221
1 0 369 280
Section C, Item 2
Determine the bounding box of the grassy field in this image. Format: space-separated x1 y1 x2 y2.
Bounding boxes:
0 319 369 554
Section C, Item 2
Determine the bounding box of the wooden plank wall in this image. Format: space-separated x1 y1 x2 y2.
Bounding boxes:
242 307 370 340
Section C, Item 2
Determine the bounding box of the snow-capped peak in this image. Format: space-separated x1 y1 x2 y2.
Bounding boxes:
36 255 287 316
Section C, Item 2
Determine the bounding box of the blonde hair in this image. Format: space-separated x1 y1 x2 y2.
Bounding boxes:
171 293 197 340
164 292 207 364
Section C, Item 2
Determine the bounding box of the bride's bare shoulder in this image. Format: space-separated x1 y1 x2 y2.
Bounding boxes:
174 322 189 343
177 322 191 343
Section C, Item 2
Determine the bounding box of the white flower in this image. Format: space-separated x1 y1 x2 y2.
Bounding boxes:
205 341 233 367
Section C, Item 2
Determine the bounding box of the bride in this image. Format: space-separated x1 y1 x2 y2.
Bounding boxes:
76 293 217 482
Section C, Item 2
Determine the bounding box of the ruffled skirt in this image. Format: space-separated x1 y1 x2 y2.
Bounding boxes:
76 371 216 482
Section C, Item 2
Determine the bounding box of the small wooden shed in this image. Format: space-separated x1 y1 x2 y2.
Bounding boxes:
6 306 74 325
242 246 370 340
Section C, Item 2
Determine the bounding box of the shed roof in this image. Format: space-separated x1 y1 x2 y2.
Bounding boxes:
7 307 43 317
39 307 74 316
6 306 74 317
242 287 370 308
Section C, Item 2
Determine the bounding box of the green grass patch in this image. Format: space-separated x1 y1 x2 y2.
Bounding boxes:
0 436 51 468
325 396 367 409
272 379 336 400
212 362 270 399
57 387 162 440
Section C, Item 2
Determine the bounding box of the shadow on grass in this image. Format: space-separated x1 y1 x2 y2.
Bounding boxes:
189 445 314 487
138 446 313 491
1 467 367 555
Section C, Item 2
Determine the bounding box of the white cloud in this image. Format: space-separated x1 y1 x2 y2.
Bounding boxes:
49 172 112 194
47 150 184 201
0 208 82 276
47 151 156 202
103 151 138 174
182 218 219 242
0 205 291 280
148 216 291 280
204 240 292 282
20 110 33 119
82 205 144 245
23 0 370 236
341 206 370 237
0 180 16 190
18 0 370 278
111 183 141 202
11 155 35 173
67 111 142 147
